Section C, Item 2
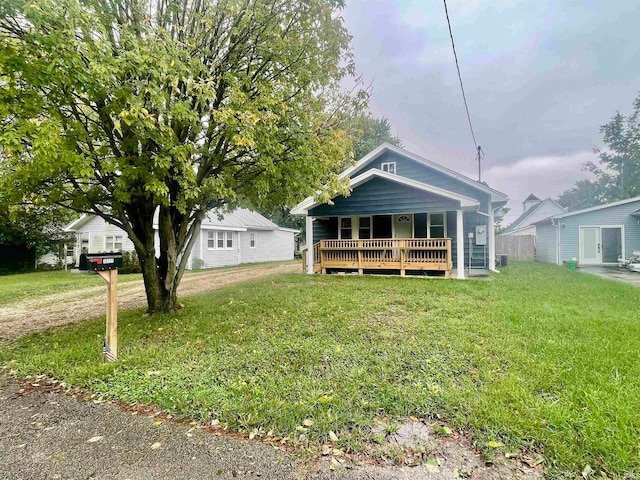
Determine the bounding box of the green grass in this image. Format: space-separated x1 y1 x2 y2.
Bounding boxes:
1 263 639 477
0 270 143 305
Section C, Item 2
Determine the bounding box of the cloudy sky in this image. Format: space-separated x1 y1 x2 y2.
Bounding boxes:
341 0 640 224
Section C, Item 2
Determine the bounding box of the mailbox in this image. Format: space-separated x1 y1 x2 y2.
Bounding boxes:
79 253 123 271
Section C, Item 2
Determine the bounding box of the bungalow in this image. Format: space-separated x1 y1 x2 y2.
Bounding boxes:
64 208 298 269
291 143 509 278
533 196 640 265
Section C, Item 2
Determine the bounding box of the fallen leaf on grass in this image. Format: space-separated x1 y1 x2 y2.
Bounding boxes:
303 419 314 427
486 440 504 448
150 442 162 450
87 436 103 443
328 431 339 442
582 464 594 478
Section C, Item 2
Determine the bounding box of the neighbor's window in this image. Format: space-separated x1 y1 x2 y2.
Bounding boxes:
226 232 233 249
207 231 215 249
217 231 225 249
381 162 396 174
358 217 371 239
340 217 353 239
429 213 446 238
250 233 256 248
105 235 123 251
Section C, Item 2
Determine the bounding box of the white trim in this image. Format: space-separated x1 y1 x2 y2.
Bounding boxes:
427 212 447 238
456 210 465 279
551 196 640 219
340 143 508 202
291 168 480 215
488 208 496 271
306 216 314 274
206 230 235 250
578 224 625 265
278 227 301 233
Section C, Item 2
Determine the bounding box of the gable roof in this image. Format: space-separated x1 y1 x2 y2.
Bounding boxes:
502 198 566 234
524 193 540 201
341 143 508 204
532 195 640 224
291 168 480 215
65 208 295 233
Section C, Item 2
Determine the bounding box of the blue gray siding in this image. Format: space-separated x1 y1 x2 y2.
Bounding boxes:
558 200 640 263
349 151 492 213
309 177 461 217
536 222 557 264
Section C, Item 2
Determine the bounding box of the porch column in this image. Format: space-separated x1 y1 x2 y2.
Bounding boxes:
306 215 314 274
488 208 496 271
456 210 465 279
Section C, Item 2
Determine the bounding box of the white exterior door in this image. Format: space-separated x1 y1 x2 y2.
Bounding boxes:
580 227 601 264
393 215 413 238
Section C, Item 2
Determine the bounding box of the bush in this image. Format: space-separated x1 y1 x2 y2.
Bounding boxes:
120 250 141 274
191 257 205 270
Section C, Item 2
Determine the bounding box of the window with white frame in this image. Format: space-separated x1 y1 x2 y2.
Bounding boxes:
105 235 123 251
381 162 396 174
207 231 234 249
339 217 353 239
250 232 256 248
358 217 371 239
428 213 446 238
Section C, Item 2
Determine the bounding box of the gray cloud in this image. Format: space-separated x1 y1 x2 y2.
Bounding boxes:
342 0 640 221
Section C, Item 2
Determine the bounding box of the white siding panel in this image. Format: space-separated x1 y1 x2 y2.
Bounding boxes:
536 222 557 264
240 230 295 263
200 230 240 268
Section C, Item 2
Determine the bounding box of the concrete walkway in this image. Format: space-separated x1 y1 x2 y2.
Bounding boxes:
579 266 640 286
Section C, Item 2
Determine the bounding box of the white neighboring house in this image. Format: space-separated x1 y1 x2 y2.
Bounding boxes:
499 194 567 237
64 208 298 269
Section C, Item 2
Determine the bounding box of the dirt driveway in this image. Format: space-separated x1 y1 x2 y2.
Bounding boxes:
0 263 299 344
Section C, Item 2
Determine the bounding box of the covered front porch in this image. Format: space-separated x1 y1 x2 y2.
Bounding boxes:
303 237 453 276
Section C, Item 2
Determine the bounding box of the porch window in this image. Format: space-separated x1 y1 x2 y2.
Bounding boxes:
340 217 353 239
217 231 225 248
381 162 396 174
358 217 371 239
429 213 446 238
105 235 123 251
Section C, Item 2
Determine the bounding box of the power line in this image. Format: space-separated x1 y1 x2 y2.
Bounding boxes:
442 0 479 154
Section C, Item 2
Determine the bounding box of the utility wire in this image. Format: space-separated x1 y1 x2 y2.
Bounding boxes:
442 0 479 153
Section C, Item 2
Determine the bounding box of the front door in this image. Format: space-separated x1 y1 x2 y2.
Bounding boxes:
580 227 601 264
393 214 413 238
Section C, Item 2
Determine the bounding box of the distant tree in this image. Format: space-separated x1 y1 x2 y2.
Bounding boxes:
0 0 365 312
352 115 403 161
0 205 74 261
557 179 603 211
559 93 640 210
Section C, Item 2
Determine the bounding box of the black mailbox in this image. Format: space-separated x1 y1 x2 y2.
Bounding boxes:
79 253 123 271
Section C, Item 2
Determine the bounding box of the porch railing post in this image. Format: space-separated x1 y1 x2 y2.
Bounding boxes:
306 215 314 274
456 210 465 279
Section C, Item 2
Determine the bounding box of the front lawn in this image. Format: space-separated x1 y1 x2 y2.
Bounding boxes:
2 263 639 477
0 270 143 306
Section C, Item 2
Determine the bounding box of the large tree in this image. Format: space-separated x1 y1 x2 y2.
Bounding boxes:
558 93 640 211
0 0 365 312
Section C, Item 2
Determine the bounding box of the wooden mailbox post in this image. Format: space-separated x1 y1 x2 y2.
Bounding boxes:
80 253 123 361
